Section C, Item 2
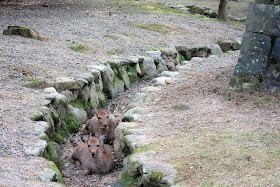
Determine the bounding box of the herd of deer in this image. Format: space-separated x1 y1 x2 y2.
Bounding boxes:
69 51 207 175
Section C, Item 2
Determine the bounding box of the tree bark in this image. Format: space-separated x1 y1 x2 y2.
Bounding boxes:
218 0 229 21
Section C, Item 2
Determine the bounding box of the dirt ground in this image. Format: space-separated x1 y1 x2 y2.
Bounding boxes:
1 0 279 186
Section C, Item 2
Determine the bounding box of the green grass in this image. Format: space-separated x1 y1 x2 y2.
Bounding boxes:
107 48 123 55
23 77 46 88
114 1 184 15
69 43 90 53
129 22 185 34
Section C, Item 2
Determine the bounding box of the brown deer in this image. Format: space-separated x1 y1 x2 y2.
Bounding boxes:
161 53 178 71
80 108 118 144
69 135 114 175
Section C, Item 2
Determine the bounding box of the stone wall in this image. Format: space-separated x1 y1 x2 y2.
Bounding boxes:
232 2 280 92
28 55 162 171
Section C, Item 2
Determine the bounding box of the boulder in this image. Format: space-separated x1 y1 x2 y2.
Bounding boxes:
152 77 172 86
234 32 271 75
75 78 88 89
210 44 223 55
272 37 280 65
34 121 50 139
25 139 47 156
92 64 118 98
218 40 233 52
68 105 87 126
38 168 58 182
176 65 192 72
89 82 99 108
246 3 280 36
54 77 78 92
3 25 41 39
157 63 168 74
118 66 131 88
122 107 144 122
60 90 73 102
232 38 242 50
78 85 90 103
141 57 157 78
146 51 165 65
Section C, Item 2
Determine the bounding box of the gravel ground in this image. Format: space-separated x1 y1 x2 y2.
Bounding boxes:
0 0 245 186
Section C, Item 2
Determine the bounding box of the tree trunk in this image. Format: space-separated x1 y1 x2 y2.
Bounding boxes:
218 0 229 21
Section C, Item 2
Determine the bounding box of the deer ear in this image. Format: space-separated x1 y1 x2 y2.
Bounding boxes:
161 54 167 60
172 53 177 59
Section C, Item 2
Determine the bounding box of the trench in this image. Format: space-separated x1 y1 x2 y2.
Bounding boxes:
60 80 152 186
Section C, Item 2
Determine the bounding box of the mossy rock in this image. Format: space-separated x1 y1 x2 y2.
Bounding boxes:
3 25 41 39
43 143 62 170
48 162 63 184
69 43 90 53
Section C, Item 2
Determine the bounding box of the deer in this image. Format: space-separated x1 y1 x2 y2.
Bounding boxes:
80 107 118 144
161 53 179 71
69 135 114 175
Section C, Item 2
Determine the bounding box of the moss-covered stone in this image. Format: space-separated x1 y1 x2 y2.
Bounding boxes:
53 132 63 144
126 65 140 84
70 99 92 118
149 170 167 184
43 143 62 170
62 115 79 133
3 25 41 39
48 162 63 184
120 169 142 187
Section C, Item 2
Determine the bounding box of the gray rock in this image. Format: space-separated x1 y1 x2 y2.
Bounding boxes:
246 3 280 36
48 141 61 157
124 135 150 153
124 153 176 186
93 64 118 98
122 107 144 122
113 122 139 158
40 106 55 133
115 79 125 93
79 84 90 102
25 139 47 156
52 94 68 119
97 90 107 108
146 51 165 64
29 111 43 121
218 40 233 52
127 93 147 109
43 87 57 94
141 57 157 78
89 68 101 82
60 90 73 102
181 60 192 65
232 38 242 50
79 73 94 83
34 121 49 138
38 168 57 182
160 71 179 77
75 78 88 88
234 32 271 75
54 77 78 92
272 38 280 65
210 44 223 55
157 63 168 74
152 77 172 86
89 82 99 109
68 105 87 125
176 45 210 60
118 66 131 88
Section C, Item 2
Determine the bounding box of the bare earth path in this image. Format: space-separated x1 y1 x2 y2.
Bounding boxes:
1 0 279 186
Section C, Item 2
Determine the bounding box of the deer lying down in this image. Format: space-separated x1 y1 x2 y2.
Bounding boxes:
161 53 178 71
69 135 114 175
80 109 118 144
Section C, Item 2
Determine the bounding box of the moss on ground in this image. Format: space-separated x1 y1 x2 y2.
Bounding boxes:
23 77 46 89
69 43 90 53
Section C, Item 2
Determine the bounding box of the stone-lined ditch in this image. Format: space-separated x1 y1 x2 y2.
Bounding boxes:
28 43 240 186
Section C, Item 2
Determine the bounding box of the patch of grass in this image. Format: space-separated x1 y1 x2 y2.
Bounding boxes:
62 115 79 133
69 43 90 53
129 22 185 35
23 77 46 88
107 48 123 55
104 34 119 40
122 32 137 37
114 1 184 15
